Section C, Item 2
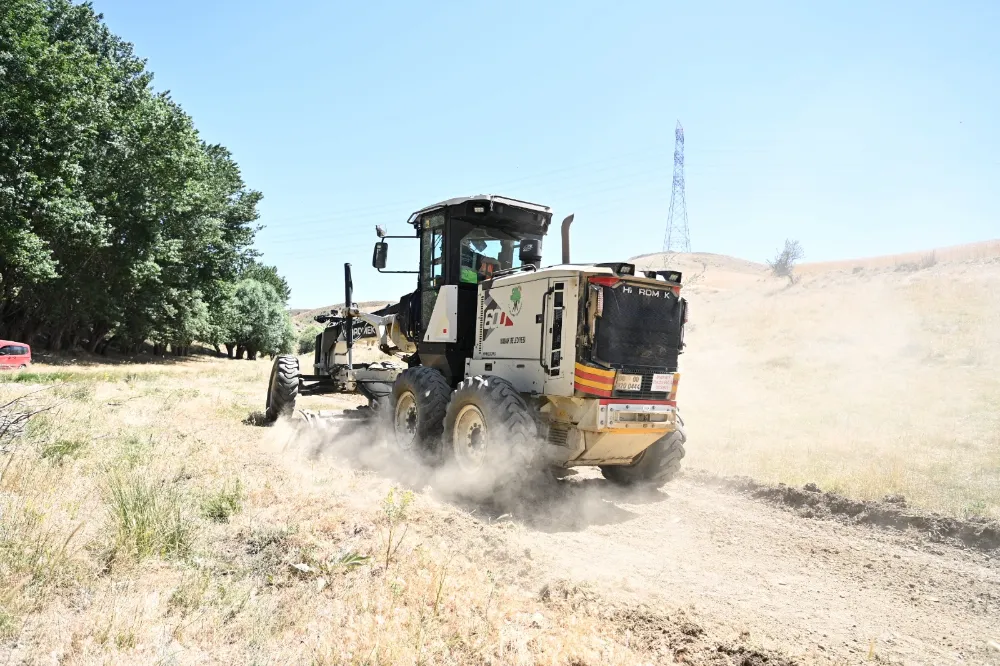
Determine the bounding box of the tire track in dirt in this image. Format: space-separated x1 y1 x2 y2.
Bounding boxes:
505 471 1000 665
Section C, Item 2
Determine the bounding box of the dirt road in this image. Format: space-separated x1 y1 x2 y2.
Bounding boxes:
500 471 1000 665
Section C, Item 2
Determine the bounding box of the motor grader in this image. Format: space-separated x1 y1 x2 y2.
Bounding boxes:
265 195 688 488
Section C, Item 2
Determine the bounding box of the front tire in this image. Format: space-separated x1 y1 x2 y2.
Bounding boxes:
443 376 539 495
265 355 300 422
389 367 452 459
601 425 686 488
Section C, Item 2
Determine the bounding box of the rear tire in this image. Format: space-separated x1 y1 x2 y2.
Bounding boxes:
443 375 539 496
389 367 451 459
601 425 686 488
265 355 300 422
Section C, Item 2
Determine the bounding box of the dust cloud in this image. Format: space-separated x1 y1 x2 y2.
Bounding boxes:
266 410 672 534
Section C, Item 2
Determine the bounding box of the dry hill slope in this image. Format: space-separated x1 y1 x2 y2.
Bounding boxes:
634 241 1000 518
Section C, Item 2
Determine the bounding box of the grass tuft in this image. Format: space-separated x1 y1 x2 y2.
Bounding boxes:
201 479 244 522
379 487 413 570
103 470 193 563
41 438 87 463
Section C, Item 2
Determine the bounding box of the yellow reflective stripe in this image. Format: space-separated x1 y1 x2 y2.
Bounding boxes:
574 363 615 378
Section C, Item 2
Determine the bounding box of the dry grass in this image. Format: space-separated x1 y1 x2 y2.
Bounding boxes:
0 357 654 665
661 252 1000 518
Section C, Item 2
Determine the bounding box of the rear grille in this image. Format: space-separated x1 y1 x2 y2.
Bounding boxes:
593 283 683 369
547 426 570 447
610 365 672 401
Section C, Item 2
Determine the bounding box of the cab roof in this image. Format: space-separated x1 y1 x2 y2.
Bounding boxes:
409 194 551 219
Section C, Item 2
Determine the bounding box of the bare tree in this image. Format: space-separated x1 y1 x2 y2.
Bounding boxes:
1 389 56 453
767 239 804 282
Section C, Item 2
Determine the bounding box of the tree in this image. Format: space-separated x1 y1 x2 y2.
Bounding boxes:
221 279 294 360
298 324 323 355
242 262 291 303
767 239 804 282
0 0 282 356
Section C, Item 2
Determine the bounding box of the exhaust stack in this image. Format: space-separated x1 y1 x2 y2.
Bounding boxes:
561 214 575 264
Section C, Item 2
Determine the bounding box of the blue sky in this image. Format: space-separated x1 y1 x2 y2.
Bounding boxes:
91 0 999 308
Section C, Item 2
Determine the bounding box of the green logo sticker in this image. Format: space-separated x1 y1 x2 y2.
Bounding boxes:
509 286 522 315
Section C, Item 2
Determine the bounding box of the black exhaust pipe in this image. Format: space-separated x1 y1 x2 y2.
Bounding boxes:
561 214 574 264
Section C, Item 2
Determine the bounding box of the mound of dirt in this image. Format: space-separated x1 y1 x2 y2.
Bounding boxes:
690 470 1000 553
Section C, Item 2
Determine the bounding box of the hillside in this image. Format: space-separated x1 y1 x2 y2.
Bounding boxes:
634 239 1000 516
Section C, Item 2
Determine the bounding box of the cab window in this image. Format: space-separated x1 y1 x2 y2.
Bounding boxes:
420 214 445 289
458 230 524 284
419 213 446 331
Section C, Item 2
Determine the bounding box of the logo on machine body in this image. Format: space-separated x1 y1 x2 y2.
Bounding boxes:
509 286 522 315
481 285 521 340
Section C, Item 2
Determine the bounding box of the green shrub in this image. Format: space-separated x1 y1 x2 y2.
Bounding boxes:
297 324 323 355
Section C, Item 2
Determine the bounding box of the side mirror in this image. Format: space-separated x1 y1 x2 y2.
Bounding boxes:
519 239 542 267
372 241 388 270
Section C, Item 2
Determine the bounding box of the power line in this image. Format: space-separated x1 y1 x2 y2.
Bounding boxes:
256 165 672 248
255 148 665 231
662 120 691 253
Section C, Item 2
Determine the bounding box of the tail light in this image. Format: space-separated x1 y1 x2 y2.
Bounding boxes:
589 276 621 288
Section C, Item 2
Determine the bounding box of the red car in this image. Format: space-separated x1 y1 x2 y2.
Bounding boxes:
0 340 31 369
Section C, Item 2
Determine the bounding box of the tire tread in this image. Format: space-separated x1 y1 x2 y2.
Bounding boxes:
601 426 686 487
265 354 300 422
390 366 452 455
444 375 538 486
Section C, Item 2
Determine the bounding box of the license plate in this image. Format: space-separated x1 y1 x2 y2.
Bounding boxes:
614 373 643 391
651 373 674 392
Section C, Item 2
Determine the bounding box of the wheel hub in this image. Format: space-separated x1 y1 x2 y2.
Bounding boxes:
393 391 418 451
453 404 488 471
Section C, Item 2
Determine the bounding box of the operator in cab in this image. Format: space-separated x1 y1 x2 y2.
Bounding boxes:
459 237 502 284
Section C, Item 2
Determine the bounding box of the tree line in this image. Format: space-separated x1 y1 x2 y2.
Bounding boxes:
0 0 294 359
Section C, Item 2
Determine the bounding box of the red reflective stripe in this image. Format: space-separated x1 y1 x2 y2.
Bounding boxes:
574 368 615 385
598 398 676 406
574 382 612 397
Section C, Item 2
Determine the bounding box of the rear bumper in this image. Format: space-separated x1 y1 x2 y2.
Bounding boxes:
594 398 677 432
539 396 678 466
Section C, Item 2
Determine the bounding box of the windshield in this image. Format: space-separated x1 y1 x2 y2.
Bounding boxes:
458 228 536 284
